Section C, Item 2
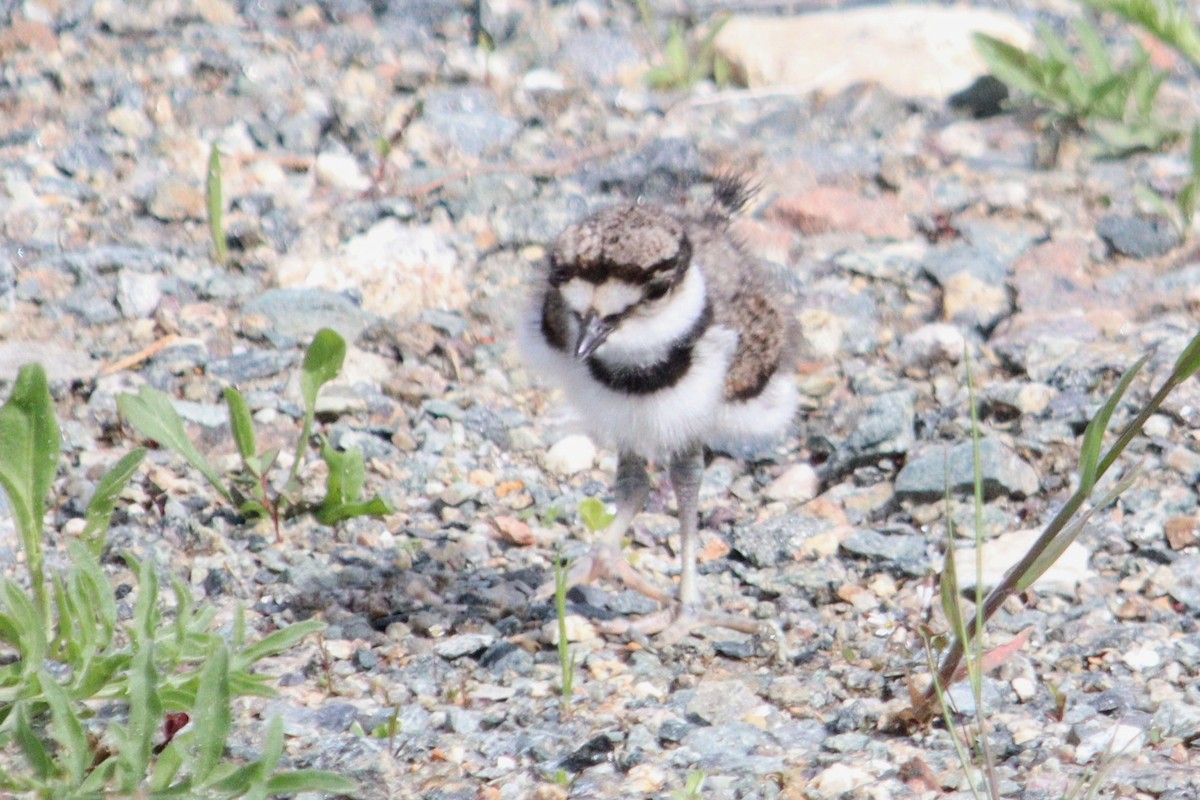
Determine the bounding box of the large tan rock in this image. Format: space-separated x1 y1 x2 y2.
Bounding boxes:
715 6 1033 100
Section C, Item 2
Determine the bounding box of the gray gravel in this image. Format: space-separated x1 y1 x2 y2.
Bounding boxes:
3 0 1200 798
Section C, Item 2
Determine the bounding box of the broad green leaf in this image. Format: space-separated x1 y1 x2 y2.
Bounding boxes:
14 702 54 781
69 541 117 640
118 386 232 503
237 618 325 665
77 756 117 793
1078 353 1149 494
40 669 91 784
0 364 60 601
974 34 1049 98
149 739 185 792
265 770 358 794
2 579 45 665
223 387 258 465
122 559 162 791
1075 16 1112 79
300 328 346 415
208 760 264 796
578 497 615 533
190 643 231 781
82 448 146 555
289 328 346 486
319 439 365 507
316 497 393 526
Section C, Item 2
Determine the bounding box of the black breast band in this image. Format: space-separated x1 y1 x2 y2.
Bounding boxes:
586 301 714 395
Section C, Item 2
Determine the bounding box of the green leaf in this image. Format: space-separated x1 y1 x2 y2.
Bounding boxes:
2 578 46 666
207 142 228 266
40 669 91 784
578 497 615 533
289 329 346 486
1078 353 1150 495
14 702 54 781
0 363 60 602
265 770 358 794
82 448 146 556
973 33 1055 103
1170 327 1200 382
300 328 346 415
316 496 393 526
122 588 162 791
149 740 185 792
1075 16 1113 79
118 386 232 504
223 387 258 466
190 643 231 782
319 438 365 507
236 619 325 665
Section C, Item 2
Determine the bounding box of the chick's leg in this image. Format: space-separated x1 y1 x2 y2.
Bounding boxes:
633 447 778 648
536 451 671 604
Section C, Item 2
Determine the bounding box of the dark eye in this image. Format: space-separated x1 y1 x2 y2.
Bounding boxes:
645 283 670 302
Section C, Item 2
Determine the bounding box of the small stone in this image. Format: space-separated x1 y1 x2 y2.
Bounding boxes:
432 633 495 660
147 178 205 222
764 464 819 504
1074 722 1144 765
811 762 874 797
841 528 928 575
842 390 916 464
768 186 911 239
1164 516 1199 550
0 342 97 384
715 6 1032 99
1097 214 1179 259
439 482 479 506
315 151 371 193
899 323 965 371
1012 676 1037 702
952 528 1094 598
1150 700 1200 741
895 438 1039 501
1122 647 1161 671
115 270 162 319
730 513 833 568
544 434 596 476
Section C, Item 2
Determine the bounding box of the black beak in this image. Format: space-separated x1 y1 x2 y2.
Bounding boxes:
574 312 614 359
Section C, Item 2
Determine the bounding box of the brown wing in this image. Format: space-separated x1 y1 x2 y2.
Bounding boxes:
690 224 794 402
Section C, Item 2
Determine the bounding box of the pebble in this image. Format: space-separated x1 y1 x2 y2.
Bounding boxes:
729 513 833 568
895 438 1040 501
951 528 1094 598
432 633 495 660
543 434 596 477
1096 214 1179 259
715 6 1032 99
763 463 819 504
899 323 966 371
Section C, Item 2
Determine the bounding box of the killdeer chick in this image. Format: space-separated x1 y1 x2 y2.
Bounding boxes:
522 177 799 642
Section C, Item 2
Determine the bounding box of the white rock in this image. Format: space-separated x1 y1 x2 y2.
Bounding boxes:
1075 723 1144 765
544 434 596 476
116 270 162 319
0 342 97 383
275 218 466 321
1122 647 1161 671
715 6 1033 100
314 151 371 193
899 323 966 370
811 763 873 797
952 529 1094 598
1011 676 1037 702
764 463 819 504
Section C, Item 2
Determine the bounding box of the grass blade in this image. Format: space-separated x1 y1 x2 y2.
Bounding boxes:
207 143 228 265
1078 353 1149 494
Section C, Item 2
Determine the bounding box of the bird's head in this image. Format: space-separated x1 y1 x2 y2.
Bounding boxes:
547 206 693 360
